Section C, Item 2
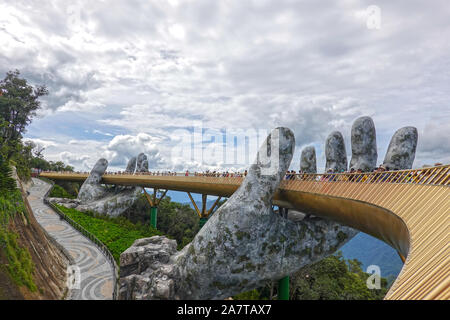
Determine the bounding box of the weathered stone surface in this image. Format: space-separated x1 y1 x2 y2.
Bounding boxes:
47 197 81 209
77 158 108 202
287 210 306 222
300 146 317 173
325 131 347 173
76 186 143 217
349 116 377 172
125 154 148 174
52 155 146 217
383 127 418 170
119 236 178 300
125 157 137 173
119 128 357 300
136 153 149 173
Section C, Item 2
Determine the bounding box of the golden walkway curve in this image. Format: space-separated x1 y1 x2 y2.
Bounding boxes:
40 165 449 300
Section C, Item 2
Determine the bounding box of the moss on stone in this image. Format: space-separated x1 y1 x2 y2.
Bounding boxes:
245 263 256 272
337 231 348 243
212 281 228 290
238 255 250 263
235 230 250 241
188 244 195 256
231 267 244 274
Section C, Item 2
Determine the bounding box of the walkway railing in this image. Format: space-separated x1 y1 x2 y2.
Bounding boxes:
40 164 449 186
42 179 119 300
287 164 449 185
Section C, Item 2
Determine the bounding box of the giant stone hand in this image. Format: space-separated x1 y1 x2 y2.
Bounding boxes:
119 128 357 300
117 118 418 300
53 154 148 217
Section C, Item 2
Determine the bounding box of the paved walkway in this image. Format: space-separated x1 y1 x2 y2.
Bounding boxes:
28 178 115 300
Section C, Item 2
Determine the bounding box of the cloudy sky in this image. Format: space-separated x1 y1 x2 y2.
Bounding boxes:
1 0 449 172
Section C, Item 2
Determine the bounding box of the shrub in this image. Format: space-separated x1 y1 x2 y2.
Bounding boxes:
55 205 162 263
49 184 75 199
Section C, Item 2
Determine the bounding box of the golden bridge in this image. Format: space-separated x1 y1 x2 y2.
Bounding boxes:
40 164 450 300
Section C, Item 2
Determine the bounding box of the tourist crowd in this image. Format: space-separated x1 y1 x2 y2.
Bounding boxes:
283 163 446 184
40 163 447 185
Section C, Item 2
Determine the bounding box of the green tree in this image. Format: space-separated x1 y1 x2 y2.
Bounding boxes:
234 252 389 300
0 70 48 159
289 252 388 300
0 154 16 192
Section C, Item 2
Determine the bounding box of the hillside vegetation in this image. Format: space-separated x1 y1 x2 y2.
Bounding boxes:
55 205 161 263
124 194 202 249
1 70 68 300
0 157 36 297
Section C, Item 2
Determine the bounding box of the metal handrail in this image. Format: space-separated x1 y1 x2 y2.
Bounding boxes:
39 164 449 187
42 180 119 300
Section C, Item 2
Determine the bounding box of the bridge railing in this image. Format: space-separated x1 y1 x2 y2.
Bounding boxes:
287 164 449 186
40 164 449 187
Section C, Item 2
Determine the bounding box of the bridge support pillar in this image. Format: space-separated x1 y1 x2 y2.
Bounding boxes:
278 276 289 300
187 192 222 229
144 188 168 230
277 206 290 300
150 206 158 229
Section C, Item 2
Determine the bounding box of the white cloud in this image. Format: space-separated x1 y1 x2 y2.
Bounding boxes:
103 133 166 168
23 138 57 149
0 0 447 171
169 24 185 40
59 151 91 171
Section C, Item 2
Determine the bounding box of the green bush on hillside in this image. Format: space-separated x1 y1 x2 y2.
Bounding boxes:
124 194 201 249
55 205 162 263
0 228 36 292
234 252 389 300
49 184 75 199
0 155 16 192
0 156 36 292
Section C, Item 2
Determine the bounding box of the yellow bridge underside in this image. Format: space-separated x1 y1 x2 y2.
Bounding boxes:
40 170 449 300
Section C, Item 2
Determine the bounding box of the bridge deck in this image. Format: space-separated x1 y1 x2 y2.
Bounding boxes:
40 165 449 300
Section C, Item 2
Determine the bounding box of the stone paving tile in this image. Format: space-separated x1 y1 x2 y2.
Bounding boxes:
29 178 115 300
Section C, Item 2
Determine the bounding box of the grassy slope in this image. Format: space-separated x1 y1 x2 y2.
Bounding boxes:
55 205 161 263
0 190 37 296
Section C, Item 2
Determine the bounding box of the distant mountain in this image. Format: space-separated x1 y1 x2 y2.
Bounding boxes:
339 232 403 284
